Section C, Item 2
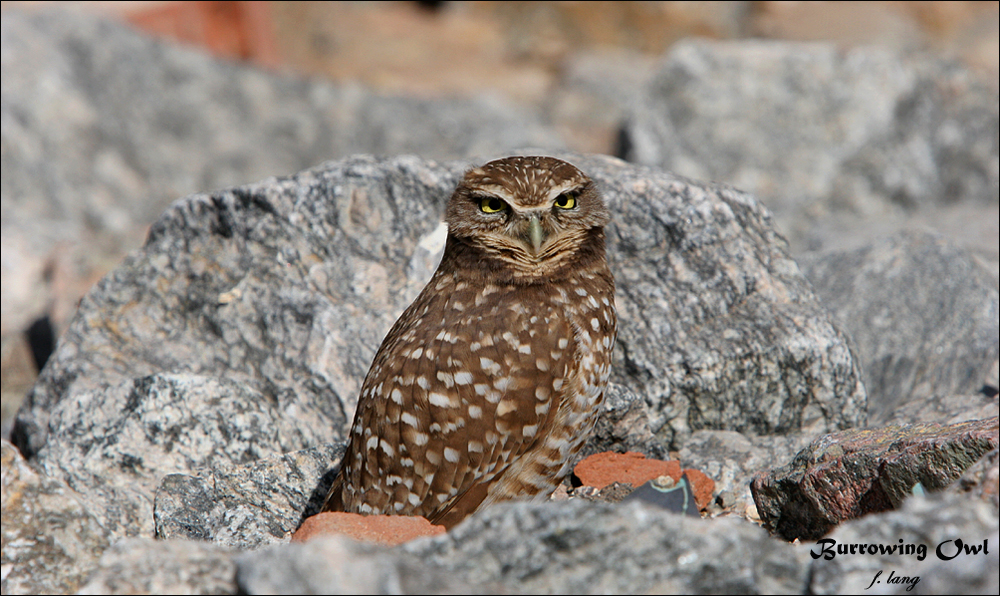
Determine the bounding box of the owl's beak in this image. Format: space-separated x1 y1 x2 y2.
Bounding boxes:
526 213 546 255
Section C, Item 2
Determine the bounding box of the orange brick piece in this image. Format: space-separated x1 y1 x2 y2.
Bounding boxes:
293 512 446 546
574 451 682 490
681 467 716 511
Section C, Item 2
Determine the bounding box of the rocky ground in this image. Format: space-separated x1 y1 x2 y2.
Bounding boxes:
2 5 998 595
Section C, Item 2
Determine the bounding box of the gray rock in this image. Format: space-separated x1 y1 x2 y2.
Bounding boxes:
882 392 999 426
594 157 866 446
0 6 562 364
154 442 345 549
622 40 999 254
948 447 999 509
76 537 237 595
13 155 466 461
236 535 469 595
677 429 817 514
0 439 111 595
14 153 865 472
808 490 999 595
577 382 667 461
405 498 811 594
31 373 340 539
798 231 999 425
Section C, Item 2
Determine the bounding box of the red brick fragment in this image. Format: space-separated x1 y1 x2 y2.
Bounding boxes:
574 451 681 490
293 512 445 546
682 467 716 511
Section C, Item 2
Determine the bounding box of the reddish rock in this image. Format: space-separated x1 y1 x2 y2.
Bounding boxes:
682 468 715 511
292 512 445 546
574 451 682 490
751 417 999 541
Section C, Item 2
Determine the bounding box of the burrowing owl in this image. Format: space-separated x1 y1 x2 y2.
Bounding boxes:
322 156 616 528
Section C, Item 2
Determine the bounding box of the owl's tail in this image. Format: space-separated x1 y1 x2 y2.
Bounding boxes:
321 471 345 512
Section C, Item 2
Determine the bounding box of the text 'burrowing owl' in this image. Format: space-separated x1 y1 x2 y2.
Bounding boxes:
322 156 617 528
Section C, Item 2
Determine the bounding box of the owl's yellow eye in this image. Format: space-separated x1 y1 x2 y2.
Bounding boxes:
479 197 507 213
554 193 576 209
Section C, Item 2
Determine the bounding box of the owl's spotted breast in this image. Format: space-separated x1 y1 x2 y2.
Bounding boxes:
322 156 616 528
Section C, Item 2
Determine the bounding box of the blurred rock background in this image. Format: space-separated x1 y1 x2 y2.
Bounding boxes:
2 0 997 444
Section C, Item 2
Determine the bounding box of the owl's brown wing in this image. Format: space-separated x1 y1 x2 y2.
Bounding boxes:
424 298 577 527
333 274 576 527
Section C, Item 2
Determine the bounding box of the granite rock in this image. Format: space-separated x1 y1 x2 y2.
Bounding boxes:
622 40 999 254
154 442 345 549
808 490 999 595
237 534 469 595
576 382 667 460
405 498 812 594
948 447 999 508
0 439 111 595
798 231 999 425
0 7 563 429
677 429 817 515
14 153 865 468
31 373 340 539
76 537 237 596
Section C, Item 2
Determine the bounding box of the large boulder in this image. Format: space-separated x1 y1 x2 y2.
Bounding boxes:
0 8 563 424
797 231 999 424
621 40 1000 254
12 153 865 540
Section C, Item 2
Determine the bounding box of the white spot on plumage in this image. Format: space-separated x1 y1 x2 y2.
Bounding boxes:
436 371 454 388
429 391 454 408
496 399 517 417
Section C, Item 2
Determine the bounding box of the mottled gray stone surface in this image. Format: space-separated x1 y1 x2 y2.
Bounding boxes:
622 40 999 255
948 447 999 509
0 6 563 398
677 429 816 513
31 373 339 539
14 153 865 468
76 538 237 596
0 439 110 595
809 490 999 595
155 442 345 549
798 231 999 425
237 535 470 595
405 498 812 594
577 382 667 460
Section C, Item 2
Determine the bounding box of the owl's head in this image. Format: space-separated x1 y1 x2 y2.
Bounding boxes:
445 156 609 282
